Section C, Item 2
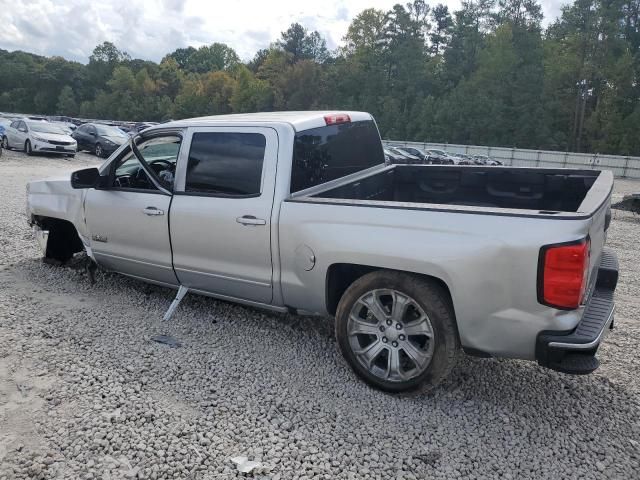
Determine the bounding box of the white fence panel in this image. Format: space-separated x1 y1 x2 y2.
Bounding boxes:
385 140 640 179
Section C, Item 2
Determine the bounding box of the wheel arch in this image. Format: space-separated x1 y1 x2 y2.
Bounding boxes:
325 263 456 320
33 215 84 261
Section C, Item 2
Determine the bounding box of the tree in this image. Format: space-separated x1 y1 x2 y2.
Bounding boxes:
430 4 453 55
1 0 639 155
230 66 273 112
184 43 240 73
164 46 196 69
56 86 78 115
278 23 329 63
343 8 387 54
87 42 130 92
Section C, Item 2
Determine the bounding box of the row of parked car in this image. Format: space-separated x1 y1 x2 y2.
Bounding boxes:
384 145 503 166
0 113 160 158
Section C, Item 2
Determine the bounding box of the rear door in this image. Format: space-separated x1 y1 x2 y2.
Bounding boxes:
170 127 278 303
73 124 90 150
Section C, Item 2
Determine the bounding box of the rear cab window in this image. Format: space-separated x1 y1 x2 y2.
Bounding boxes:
291 120 385 193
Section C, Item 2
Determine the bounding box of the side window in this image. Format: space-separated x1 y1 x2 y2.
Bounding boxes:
10 121 17 129
112 136 181 191
185 132 266 196
76 125 86 134
20 122 27 132
88 126 97 135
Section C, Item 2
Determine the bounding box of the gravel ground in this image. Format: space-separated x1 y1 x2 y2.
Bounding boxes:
0 148 639 480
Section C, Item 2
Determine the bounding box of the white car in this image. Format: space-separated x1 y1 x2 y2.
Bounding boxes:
3 119 77 156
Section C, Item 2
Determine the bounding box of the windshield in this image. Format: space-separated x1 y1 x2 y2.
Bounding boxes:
28 122 68 134
96 125 127 137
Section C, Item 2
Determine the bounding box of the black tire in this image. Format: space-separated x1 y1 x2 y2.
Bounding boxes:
95 143 103 157
25 140 33 156
1 136 8 149
335 270 459 393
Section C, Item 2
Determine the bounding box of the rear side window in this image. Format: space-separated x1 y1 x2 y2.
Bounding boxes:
291 120 385 193
185 132 266 196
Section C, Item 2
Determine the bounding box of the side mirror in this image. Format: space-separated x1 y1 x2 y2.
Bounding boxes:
71 167 101 189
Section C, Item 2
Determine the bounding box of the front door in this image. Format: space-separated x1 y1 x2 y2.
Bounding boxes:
84 135 182 285
170 127 278 303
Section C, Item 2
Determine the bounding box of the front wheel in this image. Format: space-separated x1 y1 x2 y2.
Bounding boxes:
335 271 459 393
94 143 103 157
25 140 33 156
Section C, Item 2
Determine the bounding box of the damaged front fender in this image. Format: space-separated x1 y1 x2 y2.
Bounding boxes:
26 175 88 239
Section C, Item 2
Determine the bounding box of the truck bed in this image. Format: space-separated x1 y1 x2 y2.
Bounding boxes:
299 165 611 217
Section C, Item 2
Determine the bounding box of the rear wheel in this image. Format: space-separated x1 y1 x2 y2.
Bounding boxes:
1 136 8 149
94 143 103 157
25 140 33 156
335 271 459 393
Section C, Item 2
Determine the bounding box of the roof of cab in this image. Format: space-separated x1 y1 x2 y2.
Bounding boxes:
149 111 373 133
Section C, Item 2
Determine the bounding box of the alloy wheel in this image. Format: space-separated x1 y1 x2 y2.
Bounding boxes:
347 289 435 382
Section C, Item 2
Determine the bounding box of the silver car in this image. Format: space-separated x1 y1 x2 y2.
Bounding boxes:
4 119 77 156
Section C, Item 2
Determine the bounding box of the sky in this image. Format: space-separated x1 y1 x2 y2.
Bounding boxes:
0 0 566 64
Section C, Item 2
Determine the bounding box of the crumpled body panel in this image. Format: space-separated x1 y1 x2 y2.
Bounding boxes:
26 176 88 240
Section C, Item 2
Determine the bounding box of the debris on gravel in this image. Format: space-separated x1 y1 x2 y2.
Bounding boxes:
0 148 639 479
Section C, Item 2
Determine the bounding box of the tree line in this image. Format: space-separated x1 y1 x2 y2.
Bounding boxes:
0 0 638 155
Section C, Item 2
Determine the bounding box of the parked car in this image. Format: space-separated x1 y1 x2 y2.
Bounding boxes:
450 153 476 165
132 122 158 133
0 120 7 140
50 121 76 134
386 146 422 164
26 111 618 393
4 119 76 156
425 149 456 164
392 146 430 163
473 154 503 166
0 118 13 149
73 123 129 157
383 148 412 164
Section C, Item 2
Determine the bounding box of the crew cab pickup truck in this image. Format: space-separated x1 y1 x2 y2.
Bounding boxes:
26 111 619 393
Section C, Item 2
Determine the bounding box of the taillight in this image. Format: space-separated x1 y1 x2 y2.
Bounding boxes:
324 113 351 126
538 238 590 309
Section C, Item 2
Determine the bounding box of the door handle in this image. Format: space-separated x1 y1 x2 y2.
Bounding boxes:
236 215 266 226
143 206 164 216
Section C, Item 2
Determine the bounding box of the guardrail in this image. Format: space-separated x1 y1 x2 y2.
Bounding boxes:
384 141 640 179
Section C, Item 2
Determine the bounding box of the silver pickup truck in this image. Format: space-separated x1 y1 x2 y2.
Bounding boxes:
26 111 619 393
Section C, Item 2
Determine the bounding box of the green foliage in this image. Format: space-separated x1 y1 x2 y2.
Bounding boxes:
56 86 78 116
0 0 639 155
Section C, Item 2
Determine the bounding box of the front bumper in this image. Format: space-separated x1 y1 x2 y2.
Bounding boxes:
536 248 618 374
33 142 76 154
